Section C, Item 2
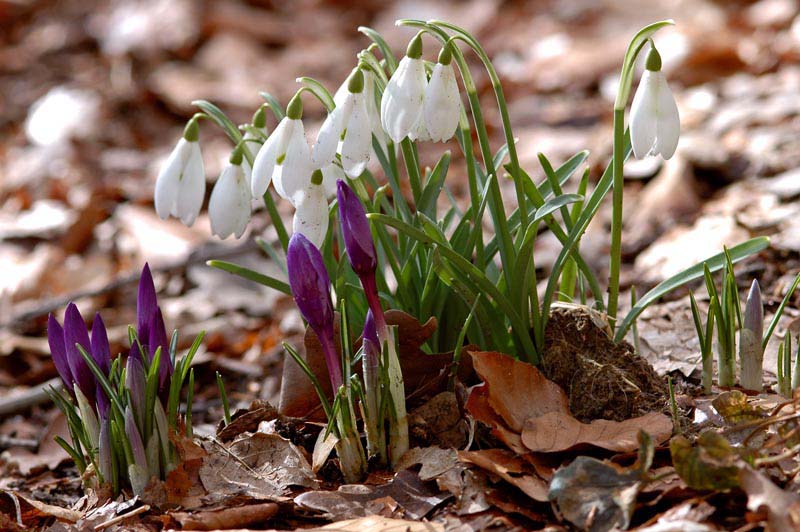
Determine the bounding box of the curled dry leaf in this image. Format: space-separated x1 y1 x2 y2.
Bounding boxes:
468 351 672 453
670 432 741 491
277 515 445 532
739 465 800 532
199 432 318 502
170 502 279 531
458 449 549 502
548 456 643 532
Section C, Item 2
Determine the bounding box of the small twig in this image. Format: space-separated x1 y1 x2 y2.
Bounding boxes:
7 491 23 527
0 435 38 451
93 504 150 531
0 378 62 418
3 240 258 329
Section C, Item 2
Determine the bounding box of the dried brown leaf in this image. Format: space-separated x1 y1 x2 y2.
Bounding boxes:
739 465 800 532
458 449 548 502
670 432 741 491
170 502 279 531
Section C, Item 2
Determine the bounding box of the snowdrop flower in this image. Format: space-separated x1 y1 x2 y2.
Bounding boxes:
629 47 680 160
290 165 342 247
209 146 251 239
424 45 460 142
242 106 268 180
251 94 313 201
154 119 205 226
312 69 373 178
380 34 427 143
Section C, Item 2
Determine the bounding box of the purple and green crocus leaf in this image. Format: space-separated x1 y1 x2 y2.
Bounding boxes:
63 303 95 404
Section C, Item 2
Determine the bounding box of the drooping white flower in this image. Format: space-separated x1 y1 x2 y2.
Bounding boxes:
290 166 340 248
312 70 373 178
423 46 460 143
629 47 680 160
242 106 268 181
251 94 312 200
209 149 251 239
380 34 427 143
154 120 205 226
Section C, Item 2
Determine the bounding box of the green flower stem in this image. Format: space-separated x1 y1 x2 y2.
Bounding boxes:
607 107 626 326
400 139 423 204
458 107 486 271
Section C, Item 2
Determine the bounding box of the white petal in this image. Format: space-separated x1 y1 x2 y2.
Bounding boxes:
380 57 426 143
424 63 460 142
629 70 659 159
312 96 351 167
292 185 329 248
408 113 431 142
241 127 266 183
209 164 251 239
364 71 388 153
273 119 312 200
251 118 291 198
154 138 191 220
321 164 346 197
341 93 372 178
175 142 205 226
654 74 680 159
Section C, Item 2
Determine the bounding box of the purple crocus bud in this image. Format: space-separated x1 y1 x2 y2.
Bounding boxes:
126 354 146 430
91 313 112 417
150 307 173 393
98 418 113 485
63 303 94 404
363 309 380 359
337 180 386 333
47 314 73 392
137 263 158 345
125 406 148 472
287 232 343 390
337 180 377 277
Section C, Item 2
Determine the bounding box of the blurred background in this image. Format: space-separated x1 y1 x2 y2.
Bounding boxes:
2 0 800 448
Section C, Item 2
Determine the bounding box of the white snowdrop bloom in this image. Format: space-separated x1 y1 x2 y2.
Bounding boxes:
291 168 331 248
154 121 205 227
312 70 373 179
251 95 312 200
363 71 388 152
242 106 268 182
423 47 460 142
209 151 251 239
380 34 427 143
629 47 680 160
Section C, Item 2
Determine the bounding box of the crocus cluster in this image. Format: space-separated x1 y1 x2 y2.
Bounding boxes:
47 264 200 496
153 32 463 249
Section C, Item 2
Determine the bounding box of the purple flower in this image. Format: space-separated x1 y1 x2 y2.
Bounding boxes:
125 406 148 472
287 232 343 390
337 180 386 332
134 264 172 393
63 303 95 403
337 180 377 277
48 306 113 413
362 309 380 360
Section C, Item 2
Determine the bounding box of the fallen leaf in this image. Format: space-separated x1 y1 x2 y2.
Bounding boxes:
548 457 643 532
739 465 800 532
521 411 673 453
294 470 449 521
199 432 318 502
670 432 741 491
2 413 69 475
458 449 548 501
216 400 279 442
395 447 460 481
468 351 672 453
272 515 445 532
170 502 279 531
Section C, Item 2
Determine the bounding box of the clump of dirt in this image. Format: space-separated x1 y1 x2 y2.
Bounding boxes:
541 303 668 423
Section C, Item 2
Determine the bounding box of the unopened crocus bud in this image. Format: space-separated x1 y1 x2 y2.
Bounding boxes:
629 46 680 160
125 406 149 496
63 303 95 404
98 419 113 485
362 309 380 359
135 264 172 391
47 314 73 393
91 313 111 416
126 354 146 430
154 119 206 226
286 233 343 390
740 279 764 391
336 180 377 277
380 33 427 143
